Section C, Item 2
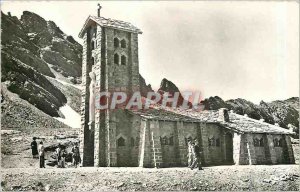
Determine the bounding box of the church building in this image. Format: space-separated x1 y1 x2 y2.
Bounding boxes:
78 6 295 167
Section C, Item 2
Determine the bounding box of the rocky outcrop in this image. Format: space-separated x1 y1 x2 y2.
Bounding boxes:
139 74 153 98
1 11 82 120
1 83 68 129
158 78 192 107
1 52 67 117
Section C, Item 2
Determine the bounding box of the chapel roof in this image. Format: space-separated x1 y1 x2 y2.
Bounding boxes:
130 106 294 135
79 15 142 38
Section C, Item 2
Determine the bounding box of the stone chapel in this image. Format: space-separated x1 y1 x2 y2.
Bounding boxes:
78 7 295 167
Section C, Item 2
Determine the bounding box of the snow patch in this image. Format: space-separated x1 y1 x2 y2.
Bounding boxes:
54 104 81 128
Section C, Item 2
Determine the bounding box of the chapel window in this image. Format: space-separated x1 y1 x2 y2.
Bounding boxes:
216 138 220 147
91 40 95 50
169 136 174 146
114 38 119 48
121 39 126 48
161 136 168 145
117 137 125 147
253 138 259 147
114 53 119 65
259 138 264 147
273 138 279 147
121 55 127 65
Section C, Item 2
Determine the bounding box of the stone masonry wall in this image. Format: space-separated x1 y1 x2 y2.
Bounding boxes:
80 26 95 167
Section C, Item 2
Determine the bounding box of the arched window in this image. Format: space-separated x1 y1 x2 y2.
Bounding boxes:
161 136 168 145
121 55 126 65
253 138 259 147
91 57 95 66
208 136 215 147
91 40 95 50
117 137 125 147
114 53 119 65
216 138 220 147
259 138 264 147
273 138 279 147
279 138 284 147
114 38 119 48
130 137 135 147
121 39 126 48
169 136 174 146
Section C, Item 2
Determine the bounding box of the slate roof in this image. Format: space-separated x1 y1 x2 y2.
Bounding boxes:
130 106 294 135
79 15 142 38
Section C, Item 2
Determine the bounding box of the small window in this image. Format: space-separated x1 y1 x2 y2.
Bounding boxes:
117 137 125 147
91 40 95 50
279 138 284 147
121 39 126 48
216 138 220 147
208 136 215 147
253 138 259 147
121 55 126 65
114 53 119 65
161 136 168 145
169 136 174 146
91 57 95 66
259 138 264 147
114 38 119 48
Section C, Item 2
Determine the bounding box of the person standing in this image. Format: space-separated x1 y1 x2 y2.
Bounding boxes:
31 137 38 159
71 143 81 168
191 139 203 170
60 147 67 168
187 138 193 168
55 144 62 168
38 141 45 168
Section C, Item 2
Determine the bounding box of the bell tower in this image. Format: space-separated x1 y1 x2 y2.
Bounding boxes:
79 5 142 167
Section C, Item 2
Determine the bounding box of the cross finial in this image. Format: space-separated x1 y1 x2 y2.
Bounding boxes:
97 3 102 17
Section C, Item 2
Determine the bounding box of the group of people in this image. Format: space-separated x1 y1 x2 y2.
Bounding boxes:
30 137 45 168
31 137 81 168
32 136 202 169
187 138 203 170
55 143 81 168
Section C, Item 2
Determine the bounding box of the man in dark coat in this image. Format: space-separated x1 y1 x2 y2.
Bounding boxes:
71 143 81 168
31 137 38 159
191 139 203 170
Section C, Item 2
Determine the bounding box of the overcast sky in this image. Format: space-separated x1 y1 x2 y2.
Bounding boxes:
2 1 299 104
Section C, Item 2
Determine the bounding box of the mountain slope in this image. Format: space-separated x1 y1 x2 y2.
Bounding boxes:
1 11 82 128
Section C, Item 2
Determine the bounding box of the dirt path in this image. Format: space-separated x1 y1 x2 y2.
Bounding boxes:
1 165 299 191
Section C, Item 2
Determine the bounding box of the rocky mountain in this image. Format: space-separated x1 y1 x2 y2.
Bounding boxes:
201 96 299 134
139 74 153 98
1 11 82 128
158 78 192 107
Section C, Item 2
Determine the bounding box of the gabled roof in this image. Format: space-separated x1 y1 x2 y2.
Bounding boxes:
130 106 294 135
79 15 142 38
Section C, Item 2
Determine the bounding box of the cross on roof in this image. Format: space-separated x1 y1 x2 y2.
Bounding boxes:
97 3 102 17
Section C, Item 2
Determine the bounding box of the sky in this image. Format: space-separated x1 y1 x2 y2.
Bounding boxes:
1 1 299 104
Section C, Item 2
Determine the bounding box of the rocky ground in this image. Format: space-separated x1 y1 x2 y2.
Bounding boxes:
1 165 299 191
1 128 299 191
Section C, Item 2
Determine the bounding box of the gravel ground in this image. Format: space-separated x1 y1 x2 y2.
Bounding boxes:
2 129 299 191
1 165 299 191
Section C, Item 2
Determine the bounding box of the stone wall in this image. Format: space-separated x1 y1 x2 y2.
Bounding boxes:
80 25 95 167
237 133 295 165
